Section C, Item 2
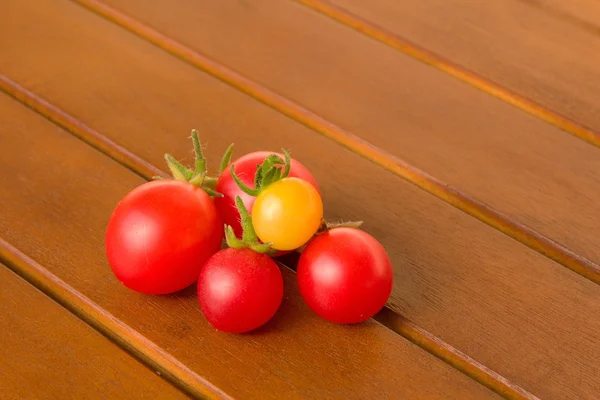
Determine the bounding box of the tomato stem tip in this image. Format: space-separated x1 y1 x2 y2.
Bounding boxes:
224 196 274 254
230 149 293 197
161 130 235 198
191 129 207 175
230 164 261 197
218 143 235 175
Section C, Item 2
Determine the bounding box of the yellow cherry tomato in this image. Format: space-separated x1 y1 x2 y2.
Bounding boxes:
252 177 323 251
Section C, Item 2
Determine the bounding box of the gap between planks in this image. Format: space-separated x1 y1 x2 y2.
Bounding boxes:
0 73 535 400
0 239 229 400
293 0 600 149
60 0 600 286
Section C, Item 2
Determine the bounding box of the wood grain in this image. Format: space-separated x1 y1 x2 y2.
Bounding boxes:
0 78 536 400
296 0 600 149
519 0 600 36
98 0 600 271
0 79 540 400
0 92 498 398
0 1 598 398
70 0 600 286
0 265 187 400
323 0 600 133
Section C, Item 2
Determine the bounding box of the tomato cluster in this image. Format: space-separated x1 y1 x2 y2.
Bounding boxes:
105 131 393 333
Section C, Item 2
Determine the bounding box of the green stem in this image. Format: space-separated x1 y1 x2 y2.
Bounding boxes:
281 149 291 179
188 174 205 187
191 129 206 175
261 167 277 188
261 154 284 173
230 149 292 197
203 176 218 190
230 164 260 196
253 165 264 190
223 196 274 254
225 225 245 249
160 129 232 198
219 143 235 175
165 154 189 181
272 167 282 183
236 197 258 244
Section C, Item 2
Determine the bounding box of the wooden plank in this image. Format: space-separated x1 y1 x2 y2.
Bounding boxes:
0 79 533 400
0 96 498 400
296 0 600 148
311 0 600 143
0 265 187 400
523 0 600 35
0 0 597 398
97 0 600 271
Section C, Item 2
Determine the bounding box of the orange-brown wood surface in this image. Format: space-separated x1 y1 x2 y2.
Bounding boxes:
99 0 600 273
323 0 600 134
514 0 600 41
1 0 599 399
0 265 187 400
2 0 600 399
0 91 499 399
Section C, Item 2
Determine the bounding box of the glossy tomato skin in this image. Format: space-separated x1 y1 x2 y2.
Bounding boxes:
252 177 323 251
105 180 223 295
198 248 284 333
297 228 393 324
214 151 319 240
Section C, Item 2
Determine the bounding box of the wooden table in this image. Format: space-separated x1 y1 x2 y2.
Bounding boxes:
2 1 599 399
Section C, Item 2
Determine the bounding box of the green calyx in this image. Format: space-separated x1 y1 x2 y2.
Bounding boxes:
225 196 275 255
153 129 234 197
230 149 292 197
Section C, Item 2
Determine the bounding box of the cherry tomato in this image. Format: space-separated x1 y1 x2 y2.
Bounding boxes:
297 228 393 324
105 180 223 294
214 151 319 239
252 177 323 251
198 248 284 333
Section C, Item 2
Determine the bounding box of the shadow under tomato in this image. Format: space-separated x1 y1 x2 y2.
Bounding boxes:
239 264 313 336
131 283 198 301
165 284 198 299
274 251 300 270
241 301 290 336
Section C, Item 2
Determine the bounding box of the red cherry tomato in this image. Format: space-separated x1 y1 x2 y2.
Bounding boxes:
198 248 284 333
105 180 223 295
214 151 319 239
297 228 393 324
